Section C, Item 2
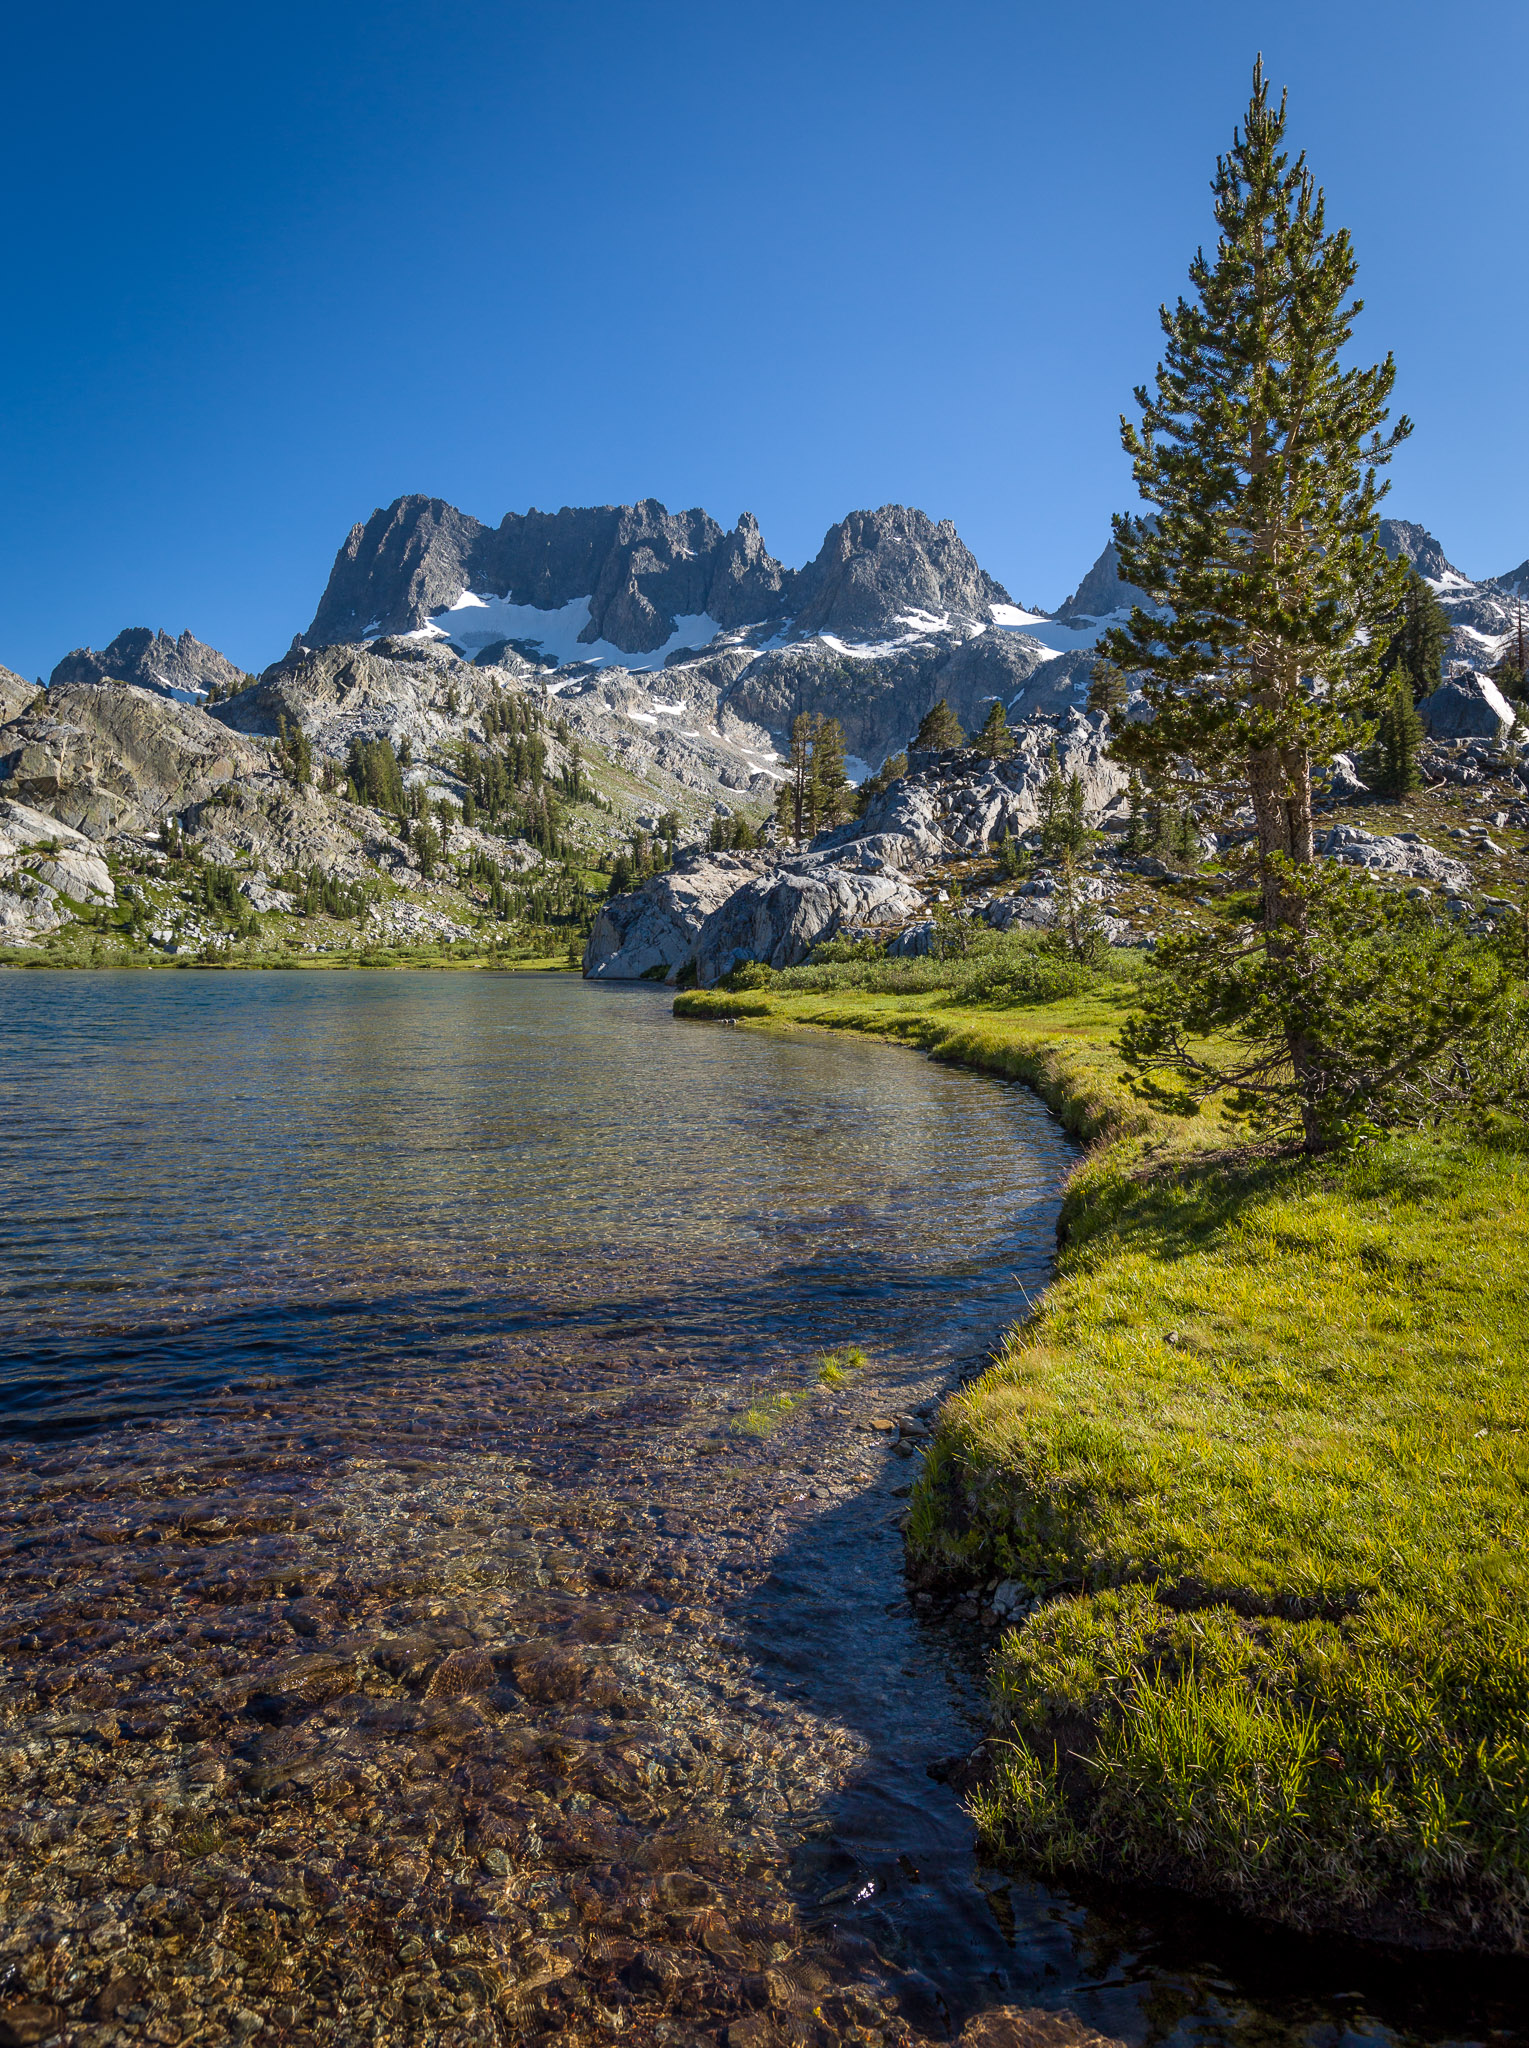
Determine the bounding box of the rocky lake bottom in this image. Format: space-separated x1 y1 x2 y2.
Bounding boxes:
1 972 1525 2048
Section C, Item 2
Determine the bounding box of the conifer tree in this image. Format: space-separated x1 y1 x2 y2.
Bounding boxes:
775 713 851 843
1124 771 1146 854
1086 658 1128 720
914 699 965 751
1380 570 1451 703
1373 672 1423 797
1103 60 1411 934
1037 742 1090 864
775 713 815 846
811 717 852 828
1493 603 1527 704
974 699 1015 757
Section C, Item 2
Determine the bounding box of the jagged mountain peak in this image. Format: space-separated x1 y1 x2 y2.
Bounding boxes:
50 626 246 705
304 494 1013 663
789 504 1010 639
1378 518 1472 589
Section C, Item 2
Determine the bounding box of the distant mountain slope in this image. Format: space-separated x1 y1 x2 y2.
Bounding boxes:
50 627 246 704
305 496 1013 659
1378 519 1529 672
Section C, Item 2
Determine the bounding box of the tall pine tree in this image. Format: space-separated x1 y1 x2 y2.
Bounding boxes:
1104 60 1411 934
1380 570 1451 703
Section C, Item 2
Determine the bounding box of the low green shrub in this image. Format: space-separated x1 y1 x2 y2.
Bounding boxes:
775 929 1138 1008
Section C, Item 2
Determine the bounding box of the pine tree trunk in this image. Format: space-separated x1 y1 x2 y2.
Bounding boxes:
1248 739 1321 1147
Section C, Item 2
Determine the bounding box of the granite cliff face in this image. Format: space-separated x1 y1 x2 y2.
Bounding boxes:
308 498 786 655
0 667 36 726
0 683 270 839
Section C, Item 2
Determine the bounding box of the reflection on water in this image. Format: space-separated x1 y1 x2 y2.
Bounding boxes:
0 972 1520 2047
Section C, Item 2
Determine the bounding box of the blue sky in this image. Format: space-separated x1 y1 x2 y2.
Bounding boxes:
2 0 1524 680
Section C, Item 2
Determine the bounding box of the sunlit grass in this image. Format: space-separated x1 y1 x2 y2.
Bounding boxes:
817 1345 868 1387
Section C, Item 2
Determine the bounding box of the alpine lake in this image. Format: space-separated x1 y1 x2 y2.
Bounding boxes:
0 971 1522 2048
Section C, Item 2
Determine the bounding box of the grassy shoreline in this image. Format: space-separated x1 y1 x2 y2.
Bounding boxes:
674 978 1529 1954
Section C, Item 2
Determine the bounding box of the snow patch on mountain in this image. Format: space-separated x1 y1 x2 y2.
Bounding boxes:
405 592 732 671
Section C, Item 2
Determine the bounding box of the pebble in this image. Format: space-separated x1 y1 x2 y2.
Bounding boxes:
0 1352 956 2046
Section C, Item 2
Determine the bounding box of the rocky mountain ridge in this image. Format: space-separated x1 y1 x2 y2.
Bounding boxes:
307 496 1014 658
11 496 1527 967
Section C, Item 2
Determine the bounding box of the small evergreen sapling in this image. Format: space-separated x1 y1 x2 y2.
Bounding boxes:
914 699 965 752
1086 658 1128 720
1373 673 1424 797
975 699 1015 757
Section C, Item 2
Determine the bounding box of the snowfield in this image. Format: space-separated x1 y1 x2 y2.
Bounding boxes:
405 593 730 671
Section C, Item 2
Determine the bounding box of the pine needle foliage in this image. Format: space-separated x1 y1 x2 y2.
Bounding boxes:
914 699 965 751
1379 569 1451 704
1372 672 1424 797
1118 861 1529 1146
775 712 853 845
975 698 1016 757
1085 658 1128 720
1103 60 1411 916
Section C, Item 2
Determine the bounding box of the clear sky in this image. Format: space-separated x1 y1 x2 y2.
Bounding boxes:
2 0 1525 681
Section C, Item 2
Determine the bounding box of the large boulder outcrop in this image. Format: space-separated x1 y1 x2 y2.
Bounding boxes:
1417 672 1516 740
0 683 270 840
0 799 114 943
822 714 1127 861
1317 822 1472 891
688 862 925 987
583 851 766 979
0 666 36 726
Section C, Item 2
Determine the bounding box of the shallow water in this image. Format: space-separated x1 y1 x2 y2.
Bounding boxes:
0 971 1522 2047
